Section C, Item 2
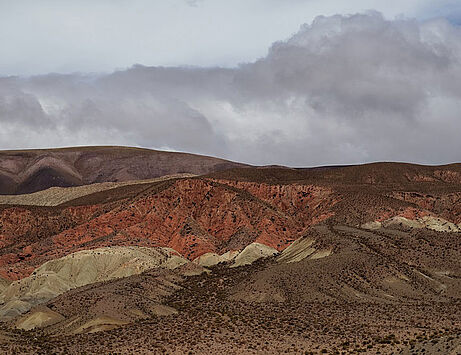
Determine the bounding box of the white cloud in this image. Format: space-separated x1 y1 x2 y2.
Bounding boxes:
0 12 460 166
0 0 458 75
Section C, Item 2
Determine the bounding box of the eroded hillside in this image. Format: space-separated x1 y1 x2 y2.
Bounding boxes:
0 177 336 280
0 161 460 354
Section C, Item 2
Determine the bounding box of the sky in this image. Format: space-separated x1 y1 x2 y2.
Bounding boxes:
1 0 461 166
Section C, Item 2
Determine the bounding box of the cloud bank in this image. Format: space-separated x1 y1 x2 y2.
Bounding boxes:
1 12 461 166
3 0 457 75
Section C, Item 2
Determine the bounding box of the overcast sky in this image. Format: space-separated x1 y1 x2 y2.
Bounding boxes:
1 1 461 166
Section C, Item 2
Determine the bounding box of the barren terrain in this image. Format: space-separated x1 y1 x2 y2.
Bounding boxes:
0 146 247 194
0 152 459 354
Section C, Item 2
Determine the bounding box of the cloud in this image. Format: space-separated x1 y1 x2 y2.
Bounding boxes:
1 0 451 75
184 0 204 7
0 12 460 166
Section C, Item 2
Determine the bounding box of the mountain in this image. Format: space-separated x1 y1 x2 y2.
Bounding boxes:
0 146 248 195
0 154 460 354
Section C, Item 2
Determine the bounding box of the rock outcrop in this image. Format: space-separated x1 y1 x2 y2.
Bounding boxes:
362 215 461 232
231 243 278 268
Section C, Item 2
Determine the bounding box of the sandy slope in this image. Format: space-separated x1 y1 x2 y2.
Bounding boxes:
0 173 195 206
362 215 461 232
0 246 189 319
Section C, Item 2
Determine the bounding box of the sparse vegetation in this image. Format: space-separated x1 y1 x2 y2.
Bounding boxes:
0 162 460 353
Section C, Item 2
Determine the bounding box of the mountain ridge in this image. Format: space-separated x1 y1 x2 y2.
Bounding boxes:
0 146 249 195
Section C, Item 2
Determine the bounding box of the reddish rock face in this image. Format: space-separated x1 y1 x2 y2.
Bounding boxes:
0 179 335 280
0 205 104 278
388 192 461 224
434 170 461 184
2 162 461 281
374 207 431 222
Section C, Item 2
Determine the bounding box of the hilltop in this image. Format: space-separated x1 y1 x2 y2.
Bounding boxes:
0 146 247 195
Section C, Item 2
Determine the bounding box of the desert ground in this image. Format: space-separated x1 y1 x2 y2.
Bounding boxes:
0 147 459 354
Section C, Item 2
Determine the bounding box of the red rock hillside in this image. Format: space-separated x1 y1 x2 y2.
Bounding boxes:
0 178 336 279
2 163 461 281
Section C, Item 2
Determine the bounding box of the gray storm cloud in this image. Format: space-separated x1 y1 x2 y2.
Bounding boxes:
0 12 460 166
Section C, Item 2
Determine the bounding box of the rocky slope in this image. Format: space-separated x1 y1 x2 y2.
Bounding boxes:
1 220 458 354
1 163 461 281
0 177 335 280
0 160 460 353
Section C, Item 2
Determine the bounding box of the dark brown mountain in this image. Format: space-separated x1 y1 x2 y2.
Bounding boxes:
0 146 248 195
209 161 461 185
